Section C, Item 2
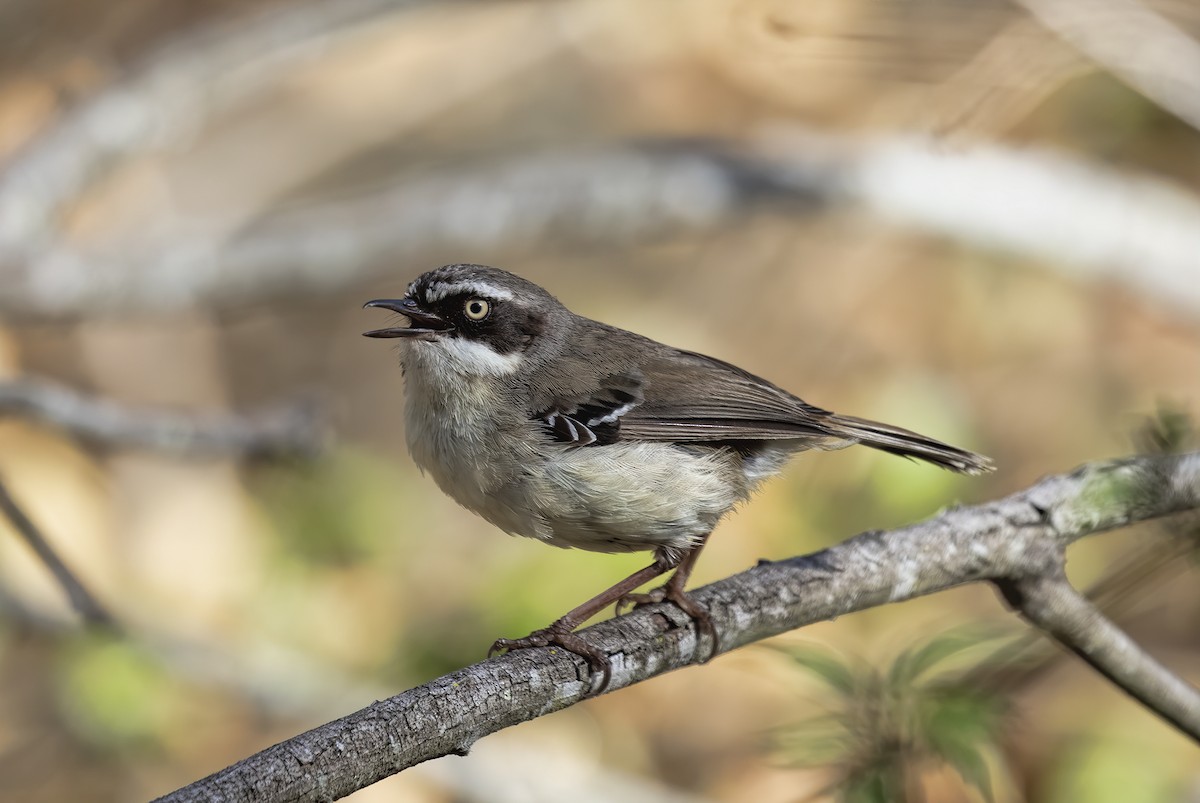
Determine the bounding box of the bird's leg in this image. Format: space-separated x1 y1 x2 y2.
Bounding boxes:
616 534 718 659
616 535 709 610
488 552 680 695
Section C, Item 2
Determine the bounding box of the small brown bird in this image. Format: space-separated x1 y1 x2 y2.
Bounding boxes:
365 264 992 691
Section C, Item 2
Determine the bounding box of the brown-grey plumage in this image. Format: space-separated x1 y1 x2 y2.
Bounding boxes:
365 263 992 692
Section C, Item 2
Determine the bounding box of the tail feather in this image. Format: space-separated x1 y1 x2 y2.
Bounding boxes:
827 414 994 475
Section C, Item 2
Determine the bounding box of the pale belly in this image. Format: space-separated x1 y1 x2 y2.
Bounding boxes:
508 441 748 553
401 362 785 554
418 434 751 555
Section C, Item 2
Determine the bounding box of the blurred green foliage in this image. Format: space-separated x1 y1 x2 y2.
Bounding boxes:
768 632 1010 803
252 449 409 568
793 381 985 544
1135 404 1196 456
1045 732 1187 803
56 634 180 751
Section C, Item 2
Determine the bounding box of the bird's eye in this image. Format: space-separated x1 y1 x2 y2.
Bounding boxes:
464 298 491 320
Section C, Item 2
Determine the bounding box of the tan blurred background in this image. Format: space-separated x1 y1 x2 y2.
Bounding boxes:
1 1 1199 801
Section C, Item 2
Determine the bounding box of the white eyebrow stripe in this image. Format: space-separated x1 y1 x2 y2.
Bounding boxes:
424 281 514 303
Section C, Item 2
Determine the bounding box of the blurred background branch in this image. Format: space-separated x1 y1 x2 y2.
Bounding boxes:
0 0 438 265
1012 0 1200 132
0 472 113 626
6 135 1200 317
0 378 323 457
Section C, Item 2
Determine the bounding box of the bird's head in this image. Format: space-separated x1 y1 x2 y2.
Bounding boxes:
364 264 561 377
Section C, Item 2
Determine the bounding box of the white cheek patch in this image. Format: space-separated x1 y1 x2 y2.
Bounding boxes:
420 337 523 376
425 281 515 303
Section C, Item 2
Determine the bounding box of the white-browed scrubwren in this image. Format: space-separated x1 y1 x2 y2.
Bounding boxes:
365 264 993 693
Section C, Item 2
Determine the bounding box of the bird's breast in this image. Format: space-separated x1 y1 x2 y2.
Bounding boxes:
401 355 792 554
403 370 521 498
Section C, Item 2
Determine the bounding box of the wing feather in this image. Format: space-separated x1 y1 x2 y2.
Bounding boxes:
524 331 990 475
619 350 843 443
533 347 844 447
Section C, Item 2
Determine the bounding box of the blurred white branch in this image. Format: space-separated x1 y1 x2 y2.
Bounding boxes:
154 452 1200 803
1013 0 1200 131
220 144 803 290
836 135 1200 316
4 135 1200 319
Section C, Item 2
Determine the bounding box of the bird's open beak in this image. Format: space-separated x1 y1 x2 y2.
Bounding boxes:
362 298 452 339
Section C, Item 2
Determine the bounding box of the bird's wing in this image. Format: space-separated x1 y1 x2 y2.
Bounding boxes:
617 349 842 443
534 370 643 446
531 345 843 447
528 334 990 473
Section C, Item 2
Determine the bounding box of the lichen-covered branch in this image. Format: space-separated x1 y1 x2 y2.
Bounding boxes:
154 452 1200 803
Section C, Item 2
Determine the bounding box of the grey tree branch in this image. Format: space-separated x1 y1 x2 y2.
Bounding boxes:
967 530 1195 695
0 379 323 458
154 452 1200 803
997 570 1200 736
0 472 114 626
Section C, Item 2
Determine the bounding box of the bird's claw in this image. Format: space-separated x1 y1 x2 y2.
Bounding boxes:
488 626 613 696
616 585 720 663
615 587 666 614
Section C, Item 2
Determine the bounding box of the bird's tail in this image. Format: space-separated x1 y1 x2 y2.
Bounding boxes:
826 414 994 475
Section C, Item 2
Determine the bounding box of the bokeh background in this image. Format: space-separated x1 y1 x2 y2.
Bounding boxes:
1 1 1199 801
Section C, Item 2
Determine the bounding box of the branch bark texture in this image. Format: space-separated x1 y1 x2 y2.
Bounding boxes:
156 453 1200 803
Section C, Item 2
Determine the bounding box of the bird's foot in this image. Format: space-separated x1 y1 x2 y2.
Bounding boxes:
489 623 612 696
615 586 667 613
616 585 720 662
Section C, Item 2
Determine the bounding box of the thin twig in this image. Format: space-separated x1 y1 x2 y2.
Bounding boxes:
0 472 114 627
966 534 1192 695
997 570 1200 738
153 452 1200 803
0 379 324 458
